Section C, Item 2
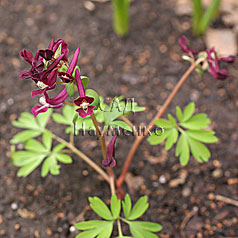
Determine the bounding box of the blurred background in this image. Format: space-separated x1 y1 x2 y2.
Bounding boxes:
0 0 237 237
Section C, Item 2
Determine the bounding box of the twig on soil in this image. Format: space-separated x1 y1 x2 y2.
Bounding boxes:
51 133 111 184
209 193 238 207
180 207 198 238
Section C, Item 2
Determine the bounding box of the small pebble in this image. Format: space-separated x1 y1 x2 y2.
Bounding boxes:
69 226 76 233
159 175 166 184
7 98 14 105
11 202 18 210
212 168 223 178
182 187 191 197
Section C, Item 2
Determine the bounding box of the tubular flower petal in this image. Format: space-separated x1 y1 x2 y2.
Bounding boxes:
178 35 235 80
58 48 80 83
74 68 95 118
102 135 117 168
32 88 68 117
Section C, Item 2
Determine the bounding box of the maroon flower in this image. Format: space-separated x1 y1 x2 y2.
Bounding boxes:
178 35 199 58
31 70 58 97
206 48 235 80
39 38 69 62
32 88 68 117
58 48 80 83
19 49 64 82
178 35 235 80
102 135 117 168
74 68 95 118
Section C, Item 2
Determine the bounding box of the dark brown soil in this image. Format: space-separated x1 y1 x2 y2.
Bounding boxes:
0 0 237 238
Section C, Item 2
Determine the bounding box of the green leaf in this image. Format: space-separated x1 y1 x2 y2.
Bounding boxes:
110 194 121 219
122 194 132 219
75 229 100 238
182 102 195 122
154 119 173 129
55 153 73 164
17 158 44 177
36 109 52 129
25 139 48 152
110 120 132 132
130 221 162 232
186 130 218 143
72 66 81 78
65 82 75 97
188 137 211 162
12 112 41 130
42 130 52 150
52 113 70 125
11 151 46 166
89 197 113 220
81 76 89 89
127 196 149 220
180 113 211 129
199 0 220 35
75 221 113 238
165 128 178 150
176 133 190 166
147 129 170 145
10 130 42 144
176 106 183 122
96 221 113 238
41 155 59 177
86 89 100 110
192 0 203 35
53 144 66 152
168 114 177 126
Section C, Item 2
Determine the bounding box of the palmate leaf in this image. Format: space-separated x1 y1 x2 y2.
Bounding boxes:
128 221 162 238
110 194 121 219
127 196 149 220
11 109 52 144
88 197 114 220
11 131 72 177
122 194 132 219
75 221 113 238
148 103 218 166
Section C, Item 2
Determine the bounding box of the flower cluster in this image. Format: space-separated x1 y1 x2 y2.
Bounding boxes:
19 39 95 118
178 36 235 80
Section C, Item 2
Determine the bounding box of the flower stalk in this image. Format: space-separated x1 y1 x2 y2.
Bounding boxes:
117 58 205 189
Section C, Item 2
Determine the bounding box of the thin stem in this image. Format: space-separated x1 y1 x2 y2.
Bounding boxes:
120 115 138 137
51 133 110 184
117 59 204 189
90 113 116 193
117 218 123 236
91 113 107 158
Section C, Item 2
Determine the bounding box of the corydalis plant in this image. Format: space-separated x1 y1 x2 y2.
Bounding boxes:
178 35 235 80
11 36 235 237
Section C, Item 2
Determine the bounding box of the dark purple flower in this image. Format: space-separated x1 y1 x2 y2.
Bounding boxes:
178 35 235 80
19 52 64 82
206 48 235 80
31 70 57 97
178 36 199 57
74 68 95 118
58 48 80 83
39 38 69 61
32 88 68 117
102 135 117 168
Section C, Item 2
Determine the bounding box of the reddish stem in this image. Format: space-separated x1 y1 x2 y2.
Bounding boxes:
116 60 201 189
